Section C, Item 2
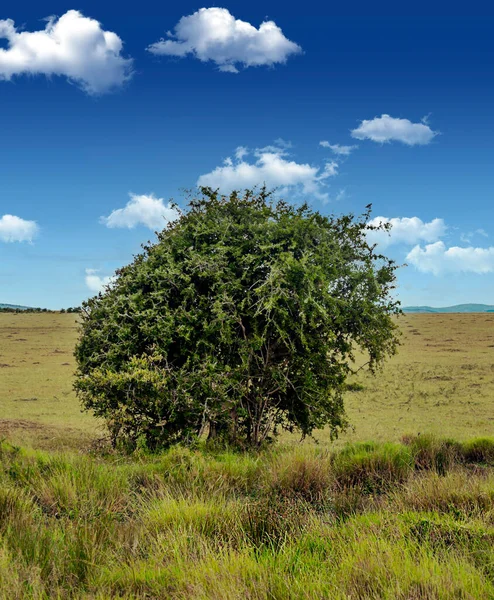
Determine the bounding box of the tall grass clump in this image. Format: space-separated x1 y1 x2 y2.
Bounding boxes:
1 437 494 598
332 442 414 492
403 434 463 474
267 446 333 502
462 438 494 465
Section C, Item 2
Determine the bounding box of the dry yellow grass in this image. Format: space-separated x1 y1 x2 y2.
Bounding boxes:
0 312 493 450
0 313 101 450
336 313 494 445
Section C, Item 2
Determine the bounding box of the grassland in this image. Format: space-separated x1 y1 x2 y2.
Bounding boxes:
341 312 494 445
1 312 493 450
2 437 494 598
1 312 494 599
0 313 100 451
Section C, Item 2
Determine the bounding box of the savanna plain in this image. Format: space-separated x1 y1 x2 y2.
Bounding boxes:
1 312 494 599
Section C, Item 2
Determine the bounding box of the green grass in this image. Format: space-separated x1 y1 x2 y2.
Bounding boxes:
1 437 494 598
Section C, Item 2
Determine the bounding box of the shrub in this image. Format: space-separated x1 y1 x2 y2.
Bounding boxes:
75 188 400 451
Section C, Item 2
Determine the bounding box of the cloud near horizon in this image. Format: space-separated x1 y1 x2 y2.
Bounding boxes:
0 10 132 94
407 242 494 275
367 216 446 248
147 7 301 73
0 214 38 243
197 144 338 201
100 193 180 230
351 114 438 146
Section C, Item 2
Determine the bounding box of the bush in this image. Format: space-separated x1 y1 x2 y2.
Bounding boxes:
75 188 400 451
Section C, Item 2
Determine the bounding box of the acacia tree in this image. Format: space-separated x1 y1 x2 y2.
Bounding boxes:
74 188 401 450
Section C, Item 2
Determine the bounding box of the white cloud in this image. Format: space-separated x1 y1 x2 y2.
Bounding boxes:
235 146 248 161
0 214 38 243
319 141 358 156
197 144 338 201
0 10 132 94
351 114 437 146
367 216 446 248
407 242 494 275
85 269 115 293
101 193 180 230
147 7 301 73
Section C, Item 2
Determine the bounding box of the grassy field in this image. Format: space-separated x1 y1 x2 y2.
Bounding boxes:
0 313 99 451
1 312 493 450
2 437 494 598
1 312 494 599
342 312 494 444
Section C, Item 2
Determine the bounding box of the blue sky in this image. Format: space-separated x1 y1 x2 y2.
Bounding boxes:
0 2 493 309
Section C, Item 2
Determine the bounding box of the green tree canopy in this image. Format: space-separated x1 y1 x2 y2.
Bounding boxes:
74 188 401 450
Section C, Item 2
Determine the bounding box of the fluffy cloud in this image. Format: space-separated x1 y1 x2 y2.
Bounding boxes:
351 114 437 146
197 144 338 201
101 193 180 230
407 242 494 275
85 269 115 293
367 216 446 248
0 214 38 243
147 7 301 73
319 141 358 156
0 10 132 94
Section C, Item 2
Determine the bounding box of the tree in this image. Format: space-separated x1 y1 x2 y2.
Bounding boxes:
74 188 401 450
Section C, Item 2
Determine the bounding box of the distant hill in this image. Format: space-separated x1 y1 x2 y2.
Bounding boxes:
0 303 31 310
403 304 494 314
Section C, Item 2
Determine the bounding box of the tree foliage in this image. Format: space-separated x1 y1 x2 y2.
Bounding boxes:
74 188 401 450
